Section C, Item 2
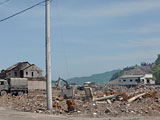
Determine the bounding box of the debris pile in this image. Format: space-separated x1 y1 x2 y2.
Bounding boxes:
0 85 160 117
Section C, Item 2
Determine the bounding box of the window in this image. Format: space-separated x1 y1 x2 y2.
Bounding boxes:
37 71 40 77
15 72 17 77
0 81 4 85
123 79 126 82
135 79 138 82
32 72 34 77
137 78 140 82
130 79 133 82
26 72 28 75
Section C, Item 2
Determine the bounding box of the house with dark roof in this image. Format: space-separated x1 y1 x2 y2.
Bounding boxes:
0 62 43 79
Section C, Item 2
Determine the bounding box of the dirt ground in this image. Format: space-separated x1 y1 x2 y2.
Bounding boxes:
0 85 160 118
0 108 159 120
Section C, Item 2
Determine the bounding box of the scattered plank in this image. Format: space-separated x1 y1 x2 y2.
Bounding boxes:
94 94 119 101
127 93 146 103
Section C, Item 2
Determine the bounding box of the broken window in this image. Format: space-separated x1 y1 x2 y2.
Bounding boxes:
137 78 141 82
15 72 17 77
32 72 34 77
26 72 28 75
0 81 4 85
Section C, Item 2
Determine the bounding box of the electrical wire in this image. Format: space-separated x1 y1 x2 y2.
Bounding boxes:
0 0 45 23
0 0 10 5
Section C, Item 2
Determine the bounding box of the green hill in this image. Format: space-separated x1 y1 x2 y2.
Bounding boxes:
110 54 160 84
110 64 152 81
67 70 120 85
67 54 160 85
150 54 160 83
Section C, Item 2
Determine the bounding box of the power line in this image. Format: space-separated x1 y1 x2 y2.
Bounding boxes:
0 0 10 5
0 0 45 23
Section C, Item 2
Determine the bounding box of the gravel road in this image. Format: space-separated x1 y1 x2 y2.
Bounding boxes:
0 108 159 120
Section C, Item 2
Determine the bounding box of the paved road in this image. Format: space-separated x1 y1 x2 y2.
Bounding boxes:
0 108 159 120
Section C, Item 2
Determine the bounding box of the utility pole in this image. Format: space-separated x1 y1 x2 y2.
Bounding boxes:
45 0 52 110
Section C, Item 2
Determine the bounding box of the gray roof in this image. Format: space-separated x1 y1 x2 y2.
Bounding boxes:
106 79 120 85
5 62 42 72
6 62 29 72
120 75 144 79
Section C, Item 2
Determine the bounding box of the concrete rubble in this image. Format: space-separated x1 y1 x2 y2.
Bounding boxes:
0 85 160 117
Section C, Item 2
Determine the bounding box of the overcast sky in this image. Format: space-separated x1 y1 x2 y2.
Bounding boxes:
0 0 160 80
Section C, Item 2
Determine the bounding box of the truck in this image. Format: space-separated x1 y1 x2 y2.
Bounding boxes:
0 78 28 96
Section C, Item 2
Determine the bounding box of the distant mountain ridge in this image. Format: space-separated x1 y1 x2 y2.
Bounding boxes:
110 64 152 81
67 70 120 85
67 55 160 85
110 54 160 83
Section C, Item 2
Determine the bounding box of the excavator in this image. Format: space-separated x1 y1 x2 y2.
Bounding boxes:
56 77 70 89
55 77 73 99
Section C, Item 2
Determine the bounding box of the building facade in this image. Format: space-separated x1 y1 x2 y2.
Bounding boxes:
119 74 155 86
0 62 43 79
0 62 46 90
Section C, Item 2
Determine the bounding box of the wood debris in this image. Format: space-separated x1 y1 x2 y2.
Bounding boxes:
0 85 159 117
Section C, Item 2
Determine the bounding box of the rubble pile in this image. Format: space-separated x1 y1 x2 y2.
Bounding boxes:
0 86 160 117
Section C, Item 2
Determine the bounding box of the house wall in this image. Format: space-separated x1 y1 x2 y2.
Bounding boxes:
119 77 139 85
150 80 155 84
23 65 43 78
119 75 155 86
28 81 46 90
6 70 20 78
143 78 155 84
144 74 153 78
140 76 155 84
6 64 43 78
139 76 146 84
6 62 31 78
0 72 6 79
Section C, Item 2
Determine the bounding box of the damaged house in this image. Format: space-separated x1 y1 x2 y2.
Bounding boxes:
0 62 46 90
119 74 155 86
0 62 43 79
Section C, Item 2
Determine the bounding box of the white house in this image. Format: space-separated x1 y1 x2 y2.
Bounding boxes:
119 74 155 86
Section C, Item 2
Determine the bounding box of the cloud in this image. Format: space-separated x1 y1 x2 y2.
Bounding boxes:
118 23 160 34
2 0 160 27
66 48 159 68
136 24 160 34
55 48 160 79
55 0 160 20
118 38 160 48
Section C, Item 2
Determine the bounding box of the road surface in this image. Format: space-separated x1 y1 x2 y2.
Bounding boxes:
0 108 159 120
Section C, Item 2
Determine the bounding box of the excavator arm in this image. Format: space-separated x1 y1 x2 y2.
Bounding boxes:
56 77 70 89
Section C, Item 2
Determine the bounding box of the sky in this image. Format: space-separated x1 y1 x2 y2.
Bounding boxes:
0 0 160 80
